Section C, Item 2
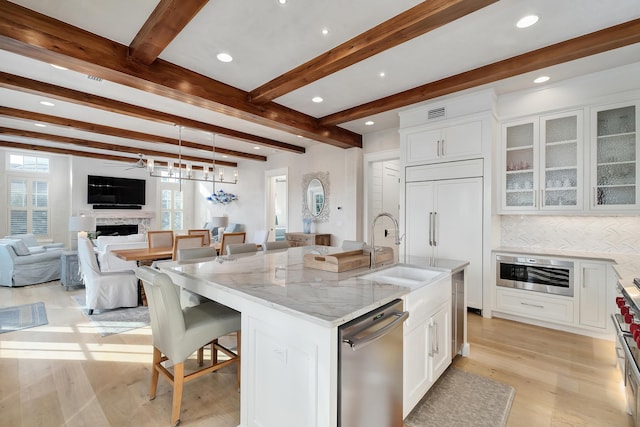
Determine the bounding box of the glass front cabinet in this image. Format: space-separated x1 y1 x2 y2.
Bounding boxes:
590 102 639 210
502 110 583 212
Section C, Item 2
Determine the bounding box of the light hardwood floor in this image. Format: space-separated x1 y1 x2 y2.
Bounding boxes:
0 281 633 426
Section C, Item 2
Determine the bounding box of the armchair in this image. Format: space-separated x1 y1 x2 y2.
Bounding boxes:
77 237 138 314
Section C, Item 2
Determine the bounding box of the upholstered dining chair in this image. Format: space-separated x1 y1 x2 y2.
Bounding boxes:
77 236 138 315
219 232 246 255
175 246 217 308
187 229 211 246
136 266 241 427
148 230 174 249
263 240 290 251
226 243 258 255
172 235 204 260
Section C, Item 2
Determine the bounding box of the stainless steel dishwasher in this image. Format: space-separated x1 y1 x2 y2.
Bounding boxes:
338 298 409 427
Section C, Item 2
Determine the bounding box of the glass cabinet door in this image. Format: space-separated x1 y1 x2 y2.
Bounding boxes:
503 120 537 209
592 103 638 209
540 111 582 210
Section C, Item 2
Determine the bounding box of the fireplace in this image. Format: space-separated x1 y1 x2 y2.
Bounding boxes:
96 224 139 236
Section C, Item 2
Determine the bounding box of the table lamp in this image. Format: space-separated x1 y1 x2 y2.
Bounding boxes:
69 215 96 239
210 216 228 241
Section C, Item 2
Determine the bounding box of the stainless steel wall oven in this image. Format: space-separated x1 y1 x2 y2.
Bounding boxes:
496 255 574 297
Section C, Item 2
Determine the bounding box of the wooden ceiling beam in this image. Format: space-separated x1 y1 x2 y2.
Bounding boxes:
129 0 209 65
0 0 361 149
248 0 497 104
0 127 238 167
0 72 305 154
0 106 267 161
320 18 640 126
0 140 212 170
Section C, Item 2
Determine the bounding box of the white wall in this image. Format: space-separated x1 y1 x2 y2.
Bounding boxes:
265 144 363 247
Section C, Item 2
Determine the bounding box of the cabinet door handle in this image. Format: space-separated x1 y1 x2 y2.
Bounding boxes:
441 139 445 157
521 302 544 309
434 321 439 355
428 322 434 357
436 140 441 157
428 212 433 246
433 212 437 246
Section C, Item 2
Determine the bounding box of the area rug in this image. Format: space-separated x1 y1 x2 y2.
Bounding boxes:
72 293 149 337
0 302 48 334
405 367 515 427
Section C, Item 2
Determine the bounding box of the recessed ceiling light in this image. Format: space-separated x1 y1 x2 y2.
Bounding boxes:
217 52 233 63
254 146 261 150
321 28 329 36
278 0 287 4
516 15 539 28
365 121 375 126
222 155 228 158
50 64 67 70
34 123 47 128
312 96 323 103
379 72 386 78
39 101 55 107
534 75 550 84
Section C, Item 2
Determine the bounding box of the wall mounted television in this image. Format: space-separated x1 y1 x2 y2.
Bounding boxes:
87 175 146 208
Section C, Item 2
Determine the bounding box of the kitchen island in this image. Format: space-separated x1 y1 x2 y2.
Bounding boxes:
159 246 466 426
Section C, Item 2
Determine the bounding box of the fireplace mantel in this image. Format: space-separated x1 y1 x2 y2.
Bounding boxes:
79 210 156 219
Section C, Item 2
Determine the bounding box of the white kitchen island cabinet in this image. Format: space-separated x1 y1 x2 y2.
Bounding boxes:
402 275 451 417
160 247 465 427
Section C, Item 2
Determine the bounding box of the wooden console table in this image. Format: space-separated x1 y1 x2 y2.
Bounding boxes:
285 232 331 247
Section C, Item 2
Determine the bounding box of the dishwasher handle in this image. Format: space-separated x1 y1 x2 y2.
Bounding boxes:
343 311 409 351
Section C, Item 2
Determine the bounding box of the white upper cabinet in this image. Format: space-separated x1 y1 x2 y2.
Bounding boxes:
501 110 583 213
405 120 482 164
590 101 639 210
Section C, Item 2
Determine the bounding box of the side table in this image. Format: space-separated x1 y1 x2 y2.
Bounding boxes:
61 250 84 290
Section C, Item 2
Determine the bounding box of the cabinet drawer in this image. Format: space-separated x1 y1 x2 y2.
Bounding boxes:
496 288 574 324
404 276 450 329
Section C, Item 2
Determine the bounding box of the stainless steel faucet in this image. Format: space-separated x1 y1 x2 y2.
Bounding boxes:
370 212 402 269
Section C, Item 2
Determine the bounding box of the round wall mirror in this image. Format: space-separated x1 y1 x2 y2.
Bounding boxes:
306 178 325 217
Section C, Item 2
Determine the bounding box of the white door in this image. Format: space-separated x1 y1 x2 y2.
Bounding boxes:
369 158 401 250
435 177 483 310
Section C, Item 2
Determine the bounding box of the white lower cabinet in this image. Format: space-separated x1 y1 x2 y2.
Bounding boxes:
578 261 608 329
493 253 613 336
495 287 575 324
403 277 452 417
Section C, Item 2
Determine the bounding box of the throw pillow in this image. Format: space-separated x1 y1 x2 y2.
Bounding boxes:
11 239 31 256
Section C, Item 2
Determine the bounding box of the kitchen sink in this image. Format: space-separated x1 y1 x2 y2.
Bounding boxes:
359 264 447 289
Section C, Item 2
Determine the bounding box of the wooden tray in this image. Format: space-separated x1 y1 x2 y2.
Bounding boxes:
303 250 370 272
303 247 395 272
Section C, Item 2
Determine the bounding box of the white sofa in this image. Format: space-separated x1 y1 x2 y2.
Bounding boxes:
0 233 65 286
95 234 147 272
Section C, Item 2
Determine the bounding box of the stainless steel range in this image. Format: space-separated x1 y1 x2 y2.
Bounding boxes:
612 278 640 427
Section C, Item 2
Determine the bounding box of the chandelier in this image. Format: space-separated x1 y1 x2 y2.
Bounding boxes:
147 126 238 185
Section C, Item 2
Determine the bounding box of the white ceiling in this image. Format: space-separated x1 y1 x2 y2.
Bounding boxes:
1 0 640 166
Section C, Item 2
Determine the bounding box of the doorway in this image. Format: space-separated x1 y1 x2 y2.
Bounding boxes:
266 169 288 242
364 151 401 257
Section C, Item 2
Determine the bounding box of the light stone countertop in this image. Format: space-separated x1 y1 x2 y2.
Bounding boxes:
160 246 467 328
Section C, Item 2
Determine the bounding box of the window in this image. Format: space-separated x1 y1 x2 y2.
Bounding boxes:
160 187 183 230
9 177 50 236
9 154 49 172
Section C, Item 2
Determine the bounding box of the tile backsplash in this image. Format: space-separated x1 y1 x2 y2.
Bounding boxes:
501 216 640 254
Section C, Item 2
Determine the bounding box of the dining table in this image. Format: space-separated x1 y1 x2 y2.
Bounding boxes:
111 246 173 306
111 246 173 263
